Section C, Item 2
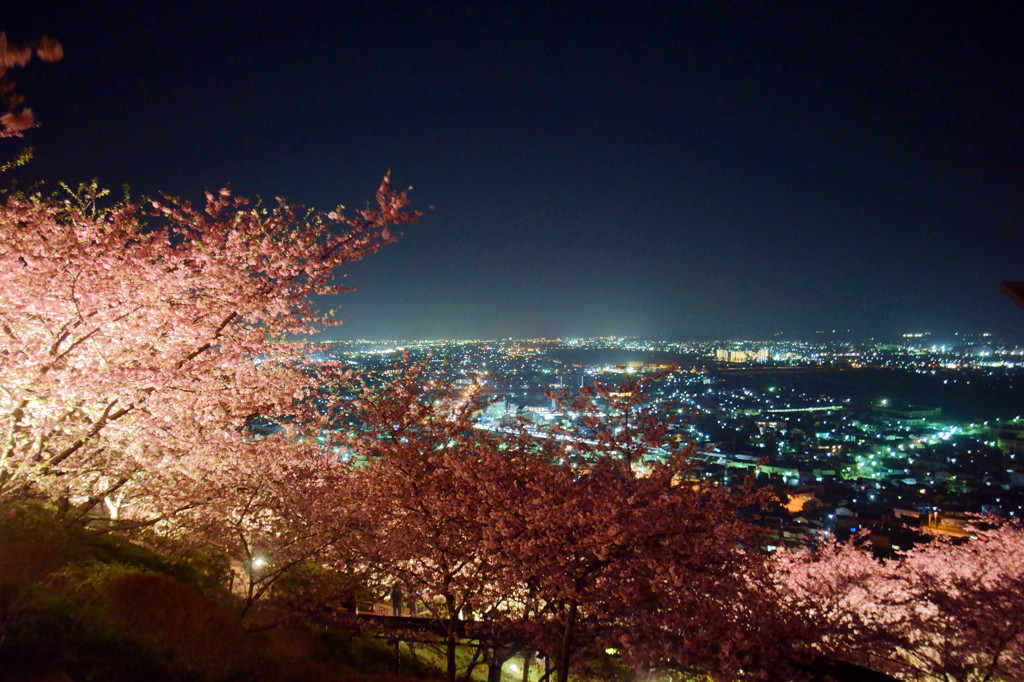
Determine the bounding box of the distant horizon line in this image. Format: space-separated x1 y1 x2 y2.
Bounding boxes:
313 330 1014 345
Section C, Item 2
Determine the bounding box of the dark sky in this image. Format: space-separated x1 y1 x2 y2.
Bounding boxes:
5 2 1024 341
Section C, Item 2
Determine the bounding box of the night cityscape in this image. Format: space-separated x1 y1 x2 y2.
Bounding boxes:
3 2 1024 682
326 334 1024 533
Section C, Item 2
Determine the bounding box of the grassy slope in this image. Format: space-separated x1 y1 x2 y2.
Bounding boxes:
0 503 444 682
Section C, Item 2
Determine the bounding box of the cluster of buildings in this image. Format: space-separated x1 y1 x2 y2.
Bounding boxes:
319 334 1024 551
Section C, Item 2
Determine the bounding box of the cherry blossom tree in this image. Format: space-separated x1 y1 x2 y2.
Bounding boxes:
767 535 907 678
169 436 363 620
344 363 510 682
1 32 62 138
543 368 682 474
772 521 1024 682
0 34 420 629
479 373 772 682
895 521 1024 681
0 177 417 531
346 367 781 681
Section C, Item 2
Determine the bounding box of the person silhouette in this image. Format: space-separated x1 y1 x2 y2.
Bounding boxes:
390 583 403 617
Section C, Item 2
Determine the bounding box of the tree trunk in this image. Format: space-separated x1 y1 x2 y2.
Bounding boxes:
240 577 257 619
521 650 534 682
487 645 514 682
556 600 578 682
487 658 503 682
445 594 458 682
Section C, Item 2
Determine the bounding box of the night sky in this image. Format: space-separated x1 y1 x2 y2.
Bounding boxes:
5 2 1024 341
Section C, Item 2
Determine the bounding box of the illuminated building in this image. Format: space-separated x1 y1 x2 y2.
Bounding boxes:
715 348 769 363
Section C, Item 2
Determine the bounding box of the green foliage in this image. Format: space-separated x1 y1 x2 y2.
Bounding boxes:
271 561 365 613
0 499 79 548
79 532 211 591
0 145 32 173
316 632 442 680
0 500 209 588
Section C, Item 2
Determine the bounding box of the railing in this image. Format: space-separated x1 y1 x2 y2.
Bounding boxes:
355 599 433 618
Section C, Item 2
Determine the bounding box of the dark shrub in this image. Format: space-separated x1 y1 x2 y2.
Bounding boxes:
102 572 247 680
